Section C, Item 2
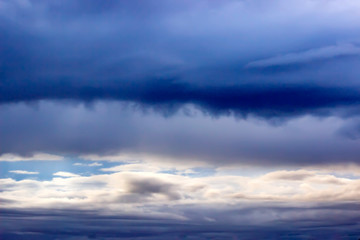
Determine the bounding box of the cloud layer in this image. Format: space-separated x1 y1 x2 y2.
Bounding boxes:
1 161 360 239
2 1 360 238
2 102 360 166
2 0 360 119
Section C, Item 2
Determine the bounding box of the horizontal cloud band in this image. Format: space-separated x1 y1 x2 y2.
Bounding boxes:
2 81 360 118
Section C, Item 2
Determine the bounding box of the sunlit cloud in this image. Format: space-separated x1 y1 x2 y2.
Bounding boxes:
2 162 360 212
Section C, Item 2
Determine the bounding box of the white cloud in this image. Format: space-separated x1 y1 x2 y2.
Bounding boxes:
1 163 360 214
53 171 80 178
88 162 102 167
262 170 315 181
73 163 85 166
306 163 360 177
101 163 163 173
0 153 63 162
73 162 103 167
9 170 39 175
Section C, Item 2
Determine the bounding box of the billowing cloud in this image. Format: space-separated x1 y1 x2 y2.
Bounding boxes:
1 162 360 238
2 163 360 209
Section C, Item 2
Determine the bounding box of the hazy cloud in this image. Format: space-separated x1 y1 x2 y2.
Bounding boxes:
2 102 360 166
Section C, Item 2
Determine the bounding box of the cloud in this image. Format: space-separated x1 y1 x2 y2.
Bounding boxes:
73 163 85 166
2 102 360 166
0 153 64 162
81 153 206 170
73 162 102 167
1 0 360 119
246 43 360 68
101 164 163 173
1 163 360 238
3 80 360 118
261 169 351 186
1 205 360 239
88 162 102 167
2 1 360 238
337 118 360 140
2 163 360 211
126 177 181 200
53 172 80 178
262 170 315 181
9 170 39 175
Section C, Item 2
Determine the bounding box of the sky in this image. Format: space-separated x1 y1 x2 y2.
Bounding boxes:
1 0 360 239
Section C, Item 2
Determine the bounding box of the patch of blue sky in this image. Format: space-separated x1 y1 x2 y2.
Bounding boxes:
0 158 119 181
159 167 216 177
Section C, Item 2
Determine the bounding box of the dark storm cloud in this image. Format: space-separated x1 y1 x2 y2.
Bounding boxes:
2 0 360 119
2 0 360 165
3 78 360 118
1 203 360 239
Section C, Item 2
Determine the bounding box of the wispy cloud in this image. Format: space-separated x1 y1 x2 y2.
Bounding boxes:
246 43 360 68
9 170 39 175
53 171 80 178
73 162 102 167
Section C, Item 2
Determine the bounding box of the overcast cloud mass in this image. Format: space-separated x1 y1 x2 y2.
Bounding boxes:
1 0 360 239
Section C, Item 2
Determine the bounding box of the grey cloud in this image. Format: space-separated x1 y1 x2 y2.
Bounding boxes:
337 118 360 140
2 102 360 166
246 43 360 68
263 170 314 181
126 177 181 200
1 203 360 239
2 1 360 238
2 0 360 119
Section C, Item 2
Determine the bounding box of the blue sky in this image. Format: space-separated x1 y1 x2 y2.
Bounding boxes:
1 0 360 239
